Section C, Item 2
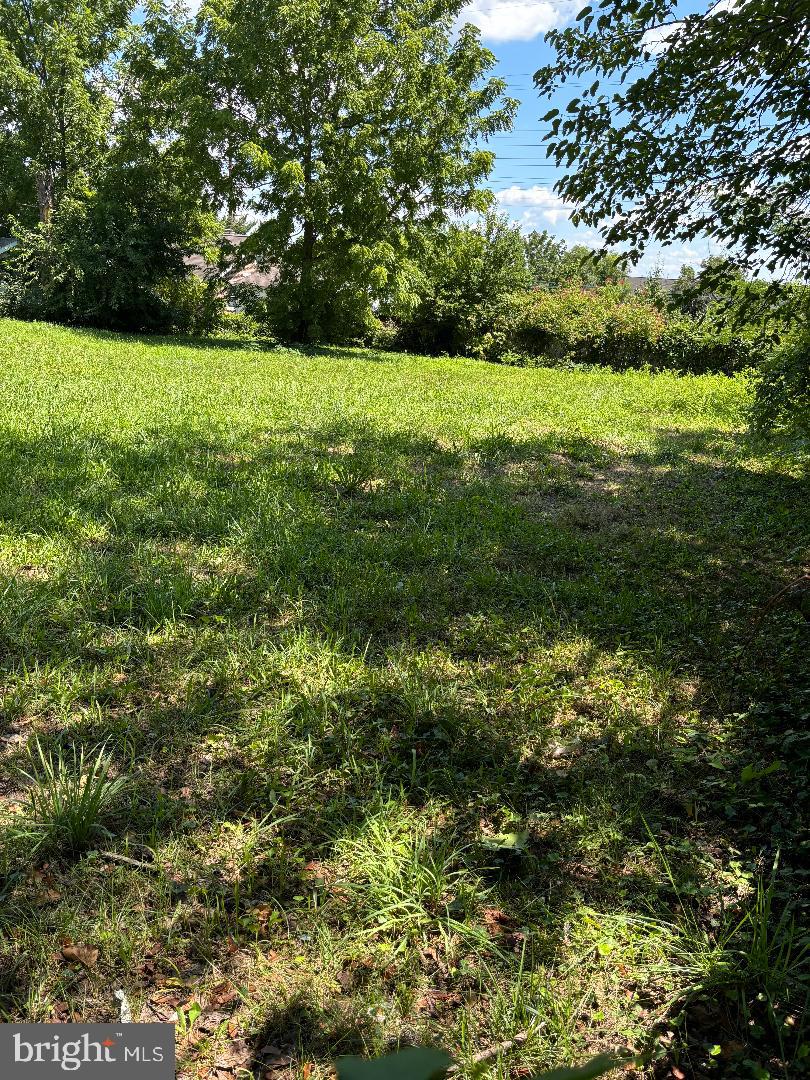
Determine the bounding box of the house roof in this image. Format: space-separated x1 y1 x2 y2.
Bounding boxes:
185 230 278 289
626 275 678 292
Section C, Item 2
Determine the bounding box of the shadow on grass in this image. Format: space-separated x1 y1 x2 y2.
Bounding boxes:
64 325 410 363
0 417 806 1048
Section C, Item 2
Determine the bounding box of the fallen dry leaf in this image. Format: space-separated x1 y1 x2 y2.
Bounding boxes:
482 908 513 935
260 1044 294 1072
49 1001 71 1023
140 989 185 1023
197 1009 233 1036
208 982 238 1008
31 887 62 907
415 989 462 1016
29 868 62 906
720 1043 746 1060
211 1037 253 1076
60 943 99 968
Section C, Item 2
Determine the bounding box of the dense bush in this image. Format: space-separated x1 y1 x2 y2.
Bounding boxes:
217 309 269 341
262 271 386 345
750 329 810 439
392 272 767 375
655 320 766 375
156 277 225 338
0 171 217 333
498 286 665 367
392 214 530 356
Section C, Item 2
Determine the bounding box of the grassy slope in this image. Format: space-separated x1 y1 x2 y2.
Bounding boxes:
0 319 807 1077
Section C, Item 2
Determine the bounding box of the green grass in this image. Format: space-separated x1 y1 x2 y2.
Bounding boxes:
13 738 125 851
0 318 807 1078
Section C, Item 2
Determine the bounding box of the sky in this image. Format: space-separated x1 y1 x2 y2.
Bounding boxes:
463 0 719 276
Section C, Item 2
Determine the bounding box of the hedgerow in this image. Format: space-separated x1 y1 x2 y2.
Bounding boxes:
409 284 766 374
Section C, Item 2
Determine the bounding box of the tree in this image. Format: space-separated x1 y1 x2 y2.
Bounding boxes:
0 159 218 331
523 231 627 290
0 0 131 224
523 230 567 289
535 0 810 282
395 212 530 355
190 0 516 342
668 256 745 319
559 244 627 288
0 0 220 332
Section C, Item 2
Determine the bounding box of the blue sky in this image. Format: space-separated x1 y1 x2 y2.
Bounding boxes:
464 0 719 275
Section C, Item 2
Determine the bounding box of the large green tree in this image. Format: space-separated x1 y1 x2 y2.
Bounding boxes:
0 0 131 224
535 0 810 282
524 230 627 289
0 0 220 331
189 0 516 341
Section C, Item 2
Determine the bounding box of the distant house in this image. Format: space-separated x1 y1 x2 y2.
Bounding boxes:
626 275 677 293
0 237 18 257
184 229 278 291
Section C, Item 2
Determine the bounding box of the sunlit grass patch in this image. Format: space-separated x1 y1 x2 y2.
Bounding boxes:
12 739 126 852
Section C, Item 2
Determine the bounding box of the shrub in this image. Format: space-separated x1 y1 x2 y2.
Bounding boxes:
217 310 268 340
0 168 217 333
156 276 226 337
472 289 768 374
16 740 126 852
655 320 766 375
495 286 666 367
261 270 386 345
393 214 530 356
751 329 810 439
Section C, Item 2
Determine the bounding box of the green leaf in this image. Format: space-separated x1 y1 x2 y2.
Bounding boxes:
576 6 592 19
740 761 784 784
337 1048 452 1080
483 830 529 851
533 1054 620 1080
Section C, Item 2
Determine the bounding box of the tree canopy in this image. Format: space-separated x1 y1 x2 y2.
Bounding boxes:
0 0 132 223
535 0 810 282
186 0 516 340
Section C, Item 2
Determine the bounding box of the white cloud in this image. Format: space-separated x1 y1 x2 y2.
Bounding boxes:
494 185 719 275
460 0 577 43
641 0 748 53
495 184 572 225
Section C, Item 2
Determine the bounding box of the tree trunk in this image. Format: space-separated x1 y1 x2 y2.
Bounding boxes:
298 217 316 342
36 171 54 224
297 81 316 343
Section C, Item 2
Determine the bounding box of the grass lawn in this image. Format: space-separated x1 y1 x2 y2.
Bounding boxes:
0 318 807 1078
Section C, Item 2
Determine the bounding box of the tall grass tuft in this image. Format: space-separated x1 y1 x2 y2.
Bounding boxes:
18 739 126 852
336 803 490 953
